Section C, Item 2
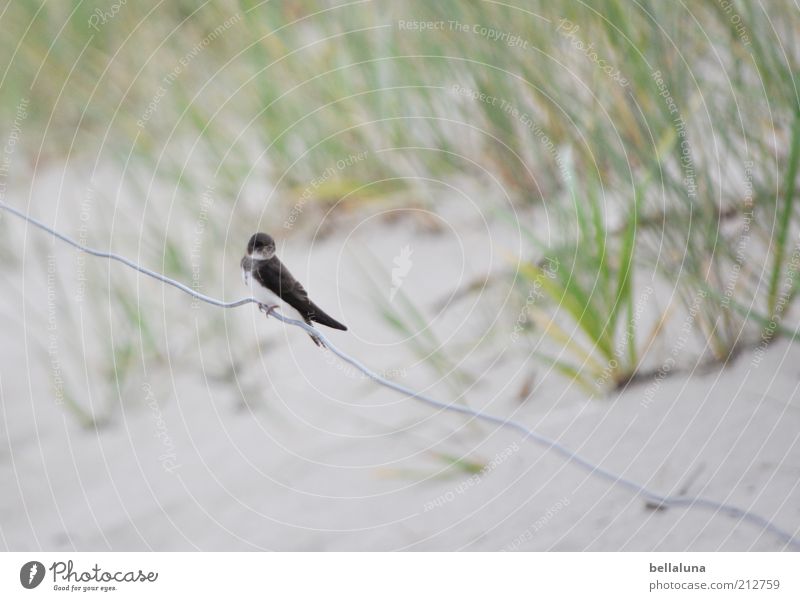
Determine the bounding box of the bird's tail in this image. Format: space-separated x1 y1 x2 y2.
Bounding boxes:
308 302 348 331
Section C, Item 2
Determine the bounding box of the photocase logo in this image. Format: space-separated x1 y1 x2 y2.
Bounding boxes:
390 245 413 301
20 561 45 589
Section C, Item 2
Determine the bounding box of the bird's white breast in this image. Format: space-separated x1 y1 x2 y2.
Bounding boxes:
243 263 284 307
242 258 306 324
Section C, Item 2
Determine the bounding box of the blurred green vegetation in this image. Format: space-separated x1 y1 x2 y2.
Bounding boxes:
1 0 799 416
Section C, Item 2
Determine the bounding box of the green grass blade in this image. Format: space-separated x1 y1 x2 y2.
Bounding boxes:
767 108 800 315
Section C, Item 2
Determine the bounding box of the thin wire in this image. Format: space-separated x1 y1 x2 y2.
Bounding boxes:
2 199 798 550
0 201 253 308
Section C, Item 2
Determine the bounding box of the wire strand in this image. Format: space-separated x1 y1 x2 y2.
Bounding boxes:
2 199 798 550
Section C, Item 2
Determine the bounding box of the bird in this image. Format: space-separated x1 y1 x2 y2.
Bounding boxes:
241 232 347 347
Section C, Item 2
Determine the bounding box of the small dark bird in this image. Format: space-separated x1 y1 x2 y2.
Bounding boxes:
241 232 347 346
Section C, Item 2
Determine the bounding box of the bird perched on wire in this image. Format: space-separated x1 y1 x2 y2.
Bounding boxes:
241 232 347 346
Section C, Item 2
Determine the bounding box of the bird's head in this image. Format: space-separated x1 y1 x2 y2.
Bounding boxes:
246 232 276 260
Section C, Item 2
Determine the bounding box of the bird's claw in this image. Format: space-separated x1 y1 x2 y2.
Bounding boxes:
258 303 278 316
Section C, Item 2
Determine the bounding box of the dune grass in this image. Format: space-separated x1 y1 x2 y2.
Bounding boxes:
1 0 798 417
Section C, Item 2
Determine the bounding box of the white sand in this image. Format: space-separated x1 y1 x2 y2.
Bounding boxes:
1 171 798 551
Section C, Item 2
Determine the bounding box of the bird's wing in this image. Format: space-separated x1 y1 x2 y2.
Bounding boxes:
254 256 348 331
254 256 313 313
